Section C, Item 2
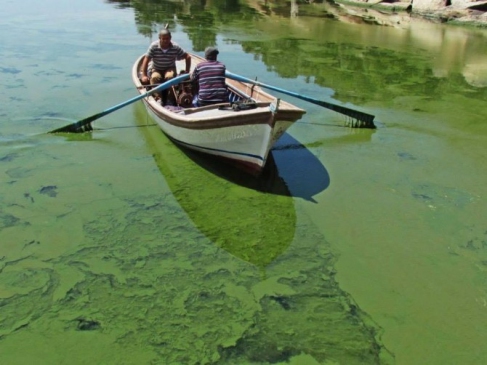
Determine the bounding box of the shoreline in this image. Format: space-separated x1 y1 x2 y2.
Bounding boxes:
335 0 487 28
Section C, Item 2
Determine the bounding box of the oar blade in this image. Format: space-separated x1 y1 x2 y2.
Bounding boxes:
312 99 376 129
49 114 99 133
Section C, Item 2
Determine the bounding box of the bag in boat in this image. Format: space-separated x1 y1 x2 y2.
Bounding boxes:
232 99 258 111
219 99 258 111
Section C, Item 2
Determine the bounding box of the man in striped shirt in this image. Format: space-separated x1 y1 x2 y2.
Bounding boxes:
140 28 191 103
190 47 229 107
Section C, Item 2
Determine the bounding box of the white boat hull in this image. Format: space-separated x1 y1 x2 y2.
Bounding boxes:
133 54 305 174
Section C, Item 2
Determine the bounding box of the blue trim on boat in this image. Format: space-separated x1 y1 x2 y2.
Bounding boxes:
170 136 264 162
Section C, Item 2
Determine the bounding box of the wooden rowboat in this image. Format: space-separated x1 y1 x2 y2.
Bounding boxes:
131 53 306 175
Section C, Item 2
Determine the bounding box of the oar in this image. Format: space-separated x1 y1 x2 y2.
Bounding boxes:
225 71 376 128
49 73 190 133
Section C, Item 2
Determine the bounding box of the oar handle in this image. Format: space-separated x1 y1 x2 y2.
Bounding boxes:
137 80 192 89
137 84 162 89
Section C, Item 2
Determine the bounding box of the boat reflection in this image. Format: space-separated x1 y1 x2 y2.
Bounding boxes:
134 104 297 269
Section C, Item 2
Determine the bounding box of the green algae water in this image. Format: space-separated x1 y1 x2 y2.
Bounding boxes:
1 0 487 364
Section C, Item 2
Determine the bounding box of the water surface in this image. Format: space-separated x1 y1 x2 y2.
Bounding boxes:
1 0 487 364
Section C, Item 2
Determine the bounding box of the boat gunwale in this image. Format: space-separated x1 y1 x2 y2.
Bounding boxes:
131 54 306 129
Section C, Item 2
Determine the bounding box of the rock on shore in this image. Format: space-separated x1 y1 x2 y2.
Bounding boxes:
337 0 487 27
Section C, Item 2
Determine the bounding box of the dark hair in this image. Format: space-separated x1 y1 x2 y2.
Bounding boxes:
205 46 219 60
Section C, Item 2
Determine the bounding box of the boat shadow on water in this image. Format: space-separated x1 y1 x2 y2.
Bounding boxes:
271 132 330 203
134 104 328 269
172 132 330 203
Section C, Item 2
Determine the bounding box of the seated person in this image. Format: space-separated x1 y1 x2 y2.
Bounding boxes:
139 28 191 104
191 47 229 107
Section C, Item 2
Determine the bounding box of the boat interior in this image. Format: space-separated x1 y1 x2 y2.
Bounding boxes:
139 75 273 115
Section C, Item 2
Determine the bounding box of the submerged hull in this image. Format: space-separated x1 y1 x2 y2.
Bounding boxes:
132 54 305 174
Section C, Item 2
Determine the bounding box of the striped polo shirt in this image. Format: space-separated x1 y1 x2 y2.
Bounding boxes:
191 60 228 104
146 40 186 72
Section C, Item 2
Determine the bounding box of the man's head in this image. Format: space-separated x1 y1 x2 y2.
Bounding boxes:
204 47 219 61
159 29 172 49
